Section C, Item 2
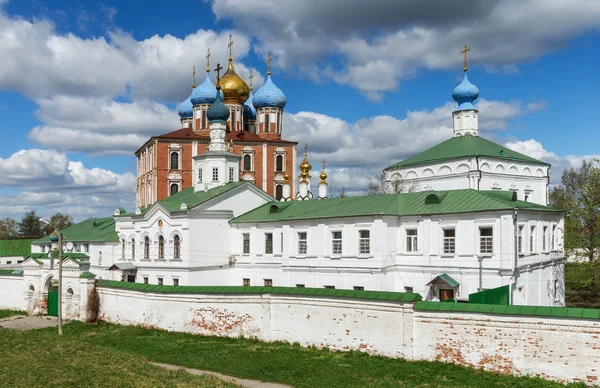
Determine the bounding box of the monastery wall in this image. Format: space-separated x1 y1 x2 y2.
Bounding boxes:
92 283 600 384
0 275 24 310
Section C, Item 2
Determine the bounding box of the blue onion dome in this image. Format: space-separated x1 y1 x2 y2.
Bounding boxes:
177 93 193 118
243 90 257 120
207 87 230 122
452 73 479 111
253 75 286 109
190 72 217 105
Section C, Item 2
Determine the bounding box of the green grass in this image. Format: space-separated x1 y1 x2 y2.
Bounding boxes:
4 321 584 388
0 309 27 319
0 323 237 388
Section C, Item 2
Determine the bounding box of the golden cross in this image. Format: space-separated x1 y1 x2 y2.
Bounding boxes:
228 34 234 60
304 143 308 154
461 44 471 72
267 52 272 75
192 66 196 88
249 69 254 89
206 48 211 72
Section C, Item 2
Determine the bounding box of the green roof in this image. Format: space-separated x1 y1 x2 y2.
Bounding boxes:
427 273 459 287
96 280 423 302
414 301 600 320
231 189 560 224
121 181 247 215
80 271 97 278
385 135 549 170
25 252 90 264
32 217 118 244
0 269 23 276
0 239 33 257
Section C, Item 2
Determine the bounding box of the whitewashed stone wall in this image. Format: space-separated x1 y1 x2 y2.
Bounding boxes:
0 276 24 310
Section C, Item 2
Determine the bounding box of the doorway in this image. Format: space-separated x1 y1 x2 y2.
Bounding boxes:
439 288 454 302
47 285 58 317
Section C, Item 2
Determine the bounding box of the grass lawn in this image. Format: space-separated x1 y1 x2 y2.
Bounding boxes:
0 309 27 319
1 321 585 388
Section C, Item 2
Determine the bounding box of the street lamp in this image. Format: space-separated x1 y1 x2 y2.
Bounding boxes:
41 219 63 336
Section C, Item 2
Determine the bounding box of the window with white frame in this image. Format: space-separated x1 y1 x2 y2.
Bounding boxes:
121 239 125 258
243 278 250 286
243 233 250 254
530 226 536 252
173 278 179 286
170 183 179 196
144 236 150 259
479 227 493 255
173 235 180 259
518 225 524 254
170 152 179 170
265 233 273 254
264 112 270 132
298 232 307 255
243 154 252 171
131 239 135 259
264 279 273 287
212 167 219 181
332 231 342 255
543 226 548 251
158 277 163 285
275 184 283 200
443 229 455 254
275 154 284 172
406 229 418 252
359 230 370 254
158 236 165 259
229 167 234 181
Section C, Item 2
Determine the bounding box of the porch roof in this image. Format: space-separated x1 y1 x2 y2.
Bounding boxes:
427 273 460 288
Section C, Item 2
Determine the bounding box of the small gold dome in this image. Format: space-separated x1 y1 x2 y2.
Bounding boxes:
319 171 327 183
300 155 312 173
283 173 290 184
219 59 250 105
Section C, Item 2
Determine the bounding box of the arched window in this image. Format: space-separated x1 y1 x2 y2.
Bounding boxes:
131 238 135 259
144 237 150 259
170 152 179 170
170 183 179 196
121 239 125 258
243 154 252 171
158 236 164 259
173 235 180 259
276 155 283 172
275 184 283 200
264 113 270 132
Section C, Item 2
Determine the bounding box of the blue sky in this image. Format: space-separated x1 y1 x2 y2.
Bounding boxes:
0 0 598 220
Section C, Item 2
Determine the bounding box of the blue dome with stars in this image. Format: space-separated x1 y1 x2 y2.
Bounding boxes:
244 90 257 120
207 88 230 122
190 73 217 105
177 93 193 118
253 75 286 109
452 73 479 111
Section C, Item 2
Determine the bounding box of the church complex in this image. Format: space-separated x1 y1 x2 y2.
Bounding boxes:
21 44 565 308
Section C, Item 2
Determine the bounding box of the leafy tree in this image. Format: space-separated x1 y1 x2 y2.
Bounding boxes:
549 159 600 263
18 211 44 238
367 172 418 195
42 213 74 235
0 218 18 239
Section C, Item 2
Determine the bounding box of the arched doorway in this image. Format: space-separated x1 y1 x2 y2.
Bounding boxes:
44 276 58 317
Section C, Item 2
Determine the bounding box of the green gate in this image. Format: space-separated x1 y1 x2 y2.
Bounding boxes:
469 285 510 305
48 287 58 317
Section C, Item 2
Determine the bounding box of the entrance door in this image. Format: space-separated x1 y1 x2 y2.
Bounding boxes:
439 289 454 302
48 289 58 317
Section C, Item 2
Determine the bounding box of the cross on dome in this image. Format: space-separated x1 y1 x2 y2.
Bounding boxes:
267 52 272 75
206 48 211 72
214 63 223 84
228 34 234 60
461 44 471 72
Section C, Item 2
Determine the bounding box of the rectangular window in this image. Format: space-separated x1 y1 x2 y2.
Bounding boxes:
552 225 556 250
6 261 11 265
84 243 89 253
404 286 414 293
479 227 493 254
212 167 219 181
243 233 250 254
298 232 307 255
143 277 148 284
243 278 250 287
158 277 163 285
280 233 284 253
543 226 548 251
518 225 524 254
173 278 179 286
265 233 273 254
359 230 370 254
324 285 335 289
443 229 456 254
406 229 418 252
530 226 536 252
229 167 234 181
198 169 203 182
296 284 305 288
332 231 342 255
353 286 364 291
264 279 273 287
17 260 22 264
264 112 270 132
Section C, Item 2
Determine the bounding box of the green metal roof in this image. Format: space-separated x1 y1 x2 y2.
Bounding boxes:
0 239 33 257
120 181 247 216
25 252 90 265
414 301 600 320
231 189 560 224
427 273 459 287
80 271 97 278
32 217 118 244
0 269 23 276
96 280 423 302
385 135 549 170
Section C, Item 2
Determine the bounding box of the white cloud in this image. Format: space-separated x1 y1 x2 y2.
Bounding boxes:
212 0 600 99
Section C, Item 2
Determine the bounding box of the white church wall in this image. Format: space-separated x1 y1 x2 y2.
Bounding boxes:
0 275 25 310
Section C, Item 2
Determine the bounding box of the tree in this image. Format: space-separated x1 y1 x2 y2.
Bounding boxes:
0 218 18 239
18 211 44 239
42 212 74 235
549 159 600 262
367 172 418 195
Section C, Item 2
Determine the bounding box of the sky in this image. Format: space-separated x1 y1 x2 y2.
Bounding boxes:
0 0 598 221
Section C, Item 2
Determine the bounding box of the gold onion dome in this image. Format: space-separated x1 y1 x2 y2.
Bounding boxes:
219 59 250 104
300 155 312 173
283 173 290 184
320 171 327 183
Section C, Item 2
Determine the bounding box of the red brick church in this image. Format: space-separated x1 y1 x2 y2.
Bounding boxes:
135 42 297 208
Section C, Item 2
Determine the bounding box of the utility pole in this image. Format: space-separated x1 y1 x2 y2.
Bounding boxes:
511 208 519 305
57 230 63 336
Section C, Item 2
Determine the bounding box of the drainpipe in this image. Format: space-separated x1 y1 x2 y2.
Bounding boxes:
511 208 519 305
546 165 551 206
475 154 481 190
478 255 483 292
